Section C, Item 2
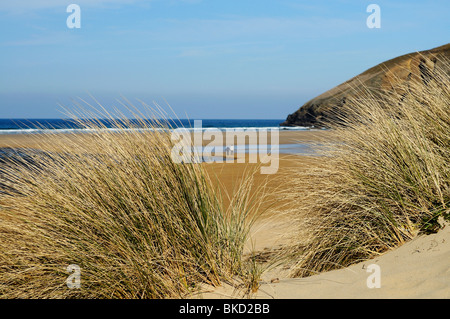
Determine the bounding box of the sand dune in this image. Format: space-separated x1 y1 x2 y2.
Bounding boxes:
257 224 450 299
199 223 450 299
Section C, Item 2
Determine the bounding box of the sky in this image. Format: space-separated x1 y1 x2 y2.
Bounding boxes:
0 0 448 119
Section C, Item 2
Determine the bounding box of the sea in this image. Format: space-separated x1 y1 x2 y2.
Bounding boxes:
0 118 308 134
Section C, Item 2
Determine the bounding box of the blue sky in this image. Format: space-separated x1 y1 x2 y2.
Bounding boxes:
0 0 448 119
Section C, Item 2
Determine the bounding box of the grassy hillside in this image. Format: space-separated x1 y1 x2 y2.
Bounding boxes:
281 43 450 127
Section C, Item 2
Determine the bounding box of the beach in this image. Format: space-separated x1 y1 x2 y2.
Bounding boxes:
1 129 447 299
0 129 327 205
2 0 449 303
0 129 323 214
0 129 335 148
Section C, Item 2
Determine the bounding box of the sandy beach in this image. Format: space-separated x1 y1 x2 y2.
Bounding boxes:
1 129 448 299
0 129 335 149
2 0 448 304
0 130 325 218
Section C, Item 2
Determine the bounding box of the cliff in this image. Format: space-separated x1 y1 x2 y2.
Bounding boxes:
280 43 450 127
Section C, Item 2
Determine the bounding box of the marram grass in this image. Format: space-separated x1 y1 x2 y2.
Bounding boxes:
0 109 260 298
287 60 450 277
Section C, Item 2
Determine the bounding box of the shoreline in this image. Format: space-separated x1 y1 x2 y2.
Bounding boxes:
0 130 335 149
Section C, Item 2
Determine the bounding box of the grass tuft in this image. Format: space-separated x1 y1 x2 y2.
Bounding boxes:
0 104 258 298
287 59 450 277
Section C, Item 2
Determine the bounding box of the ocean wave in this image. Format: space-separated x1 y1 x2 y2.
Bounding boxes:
0 126 313 135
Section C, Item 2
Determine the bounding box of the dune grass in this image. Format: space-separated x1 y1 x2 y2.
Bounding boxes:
0 108 261 298
287 60 450 277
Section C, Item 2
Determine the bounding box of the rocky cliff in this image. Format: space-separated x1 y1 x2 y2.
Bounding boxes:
280 43 450 127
